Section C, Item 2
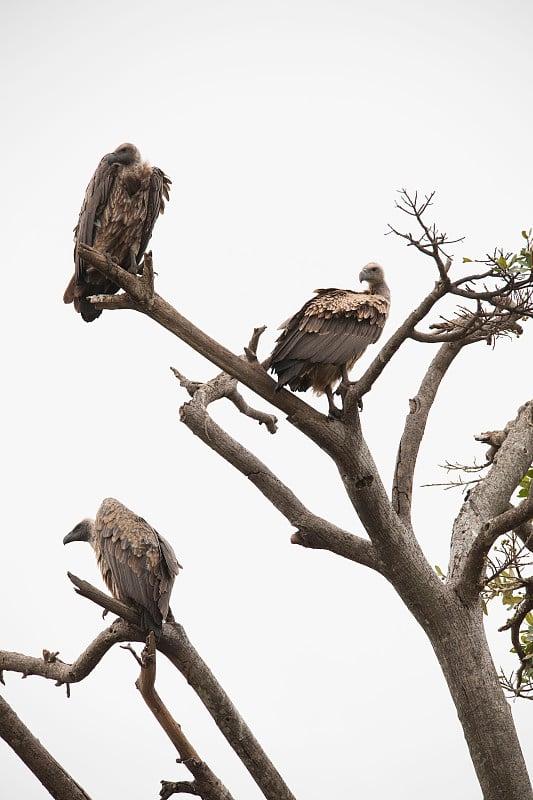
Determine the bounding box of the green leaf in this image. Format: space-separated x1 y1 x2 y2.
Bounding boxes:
463 257 473 263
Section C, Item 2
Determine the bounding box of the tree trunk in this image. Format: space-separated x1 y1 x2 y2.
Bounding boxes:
422 592 532 800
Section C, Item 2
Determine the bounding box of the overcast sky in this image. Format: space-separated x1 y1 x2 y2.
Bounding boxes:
1 1 532 798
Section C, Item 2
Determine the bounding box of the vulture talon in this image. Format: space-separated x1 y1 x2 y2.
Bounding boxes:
267 263 390 412
335 380 351 398
326 386 342 418
63 142 171 322
105 252 117 272
127 246 140 275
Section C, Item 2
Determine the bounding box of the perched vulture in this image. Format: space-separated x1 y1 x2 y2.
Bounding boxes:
63 143 171 322
63 498 181 638
268 263 390 414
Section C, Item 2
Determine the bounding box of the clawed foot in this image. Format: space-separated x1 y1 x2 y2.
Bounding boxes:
335 380 364 412
127 246 140 274
326 386 342 418
105 252 119 271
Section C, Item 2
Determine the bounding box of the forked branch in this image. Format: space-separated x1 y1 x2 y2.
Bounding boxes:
393 341 463 524
0 576 296 800
176 367 380 570
134 633 235 800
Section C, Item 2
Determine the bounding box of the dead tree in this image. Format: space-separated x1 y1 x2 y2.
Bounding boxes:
1 191 532 799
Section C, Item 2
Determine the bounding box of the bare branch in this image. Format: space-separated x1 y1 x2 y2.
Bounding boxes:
136 633 235 800
75 244 323 426
88 293 137 311
393 341 463 524
159 626 297 800
69 578 298 800
160 781 201 798
0 619 127 688
386 190 532 358
159 781 199 800
170 367 278 433
67 572 143 626
0 693 93 800
389 188 459 279
226 385 278 433
136 633 200 762
78 245 156 307
485 495 533 541
177 369 380 570
450 401 533 599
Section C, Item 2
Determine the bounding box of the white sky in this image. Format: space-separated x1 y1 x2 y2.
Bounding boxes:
1 1 532 798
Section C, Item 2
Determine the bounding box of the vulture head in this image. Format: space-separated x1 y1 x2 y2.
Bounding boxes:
63 519 94 545
106 142 141 166
358 262 390 299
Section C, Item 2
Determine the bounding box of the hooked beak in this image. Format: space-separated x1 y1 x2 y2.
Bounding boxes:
63 525 89 545
63 529 79 545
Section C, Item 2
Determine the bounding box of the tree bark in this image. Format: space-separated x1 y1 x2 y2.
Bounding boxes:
0 693 92 800
422 594 532 800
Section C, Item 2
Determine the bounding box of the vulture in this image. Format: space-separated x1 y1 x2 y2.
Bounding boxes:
63 498 181 638
63 143 171 322
267 263 390 414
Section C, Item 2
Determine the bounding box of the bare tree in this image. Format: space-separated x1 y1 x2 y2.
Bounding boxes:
1 192 532 799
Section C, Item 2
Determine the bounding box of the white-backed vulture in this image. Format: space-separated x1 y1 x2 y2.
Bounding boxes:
63 143 171 322
267 263 390 414
63 498 181 638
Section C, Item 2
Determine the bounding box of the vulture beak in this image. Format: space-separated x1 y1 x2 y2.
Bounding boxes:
359 268 369 283
63 522 91 545
106 152 119 165
63 529 80 545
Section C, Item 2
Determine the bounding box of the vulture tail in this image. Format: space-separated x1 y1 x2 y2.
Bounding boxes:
63 275 75 304
140 608 163 640
78 298 102 323
271 359 307 390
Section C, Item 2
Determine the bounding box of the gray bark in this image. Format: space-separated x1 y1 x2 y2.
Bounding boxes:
0 694 92 800
425 595 531 800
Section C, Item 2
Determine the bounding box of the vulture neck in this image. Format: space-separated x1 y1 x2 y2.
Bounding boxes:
368 279 390 301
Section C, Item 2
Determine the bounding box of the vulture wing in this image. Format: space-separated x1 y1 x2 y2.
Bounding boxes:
136 168 172 263
74 157 118 285
95 498 181 635
273 289 389 367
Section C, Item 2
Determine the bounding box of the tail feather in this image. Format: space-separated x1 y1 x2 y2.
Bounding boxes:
63 274 76 304
140 607 163 640
78 298 102 323
270 359 307 390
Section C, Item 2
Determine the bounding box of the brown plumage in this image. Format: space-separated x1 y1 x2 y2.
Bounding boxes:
268 263 390 414
63 143 171 322
63 498 181 638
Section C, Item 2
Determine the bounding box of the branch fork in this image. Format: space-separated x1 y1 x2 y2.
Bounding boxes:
76 244 156 311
